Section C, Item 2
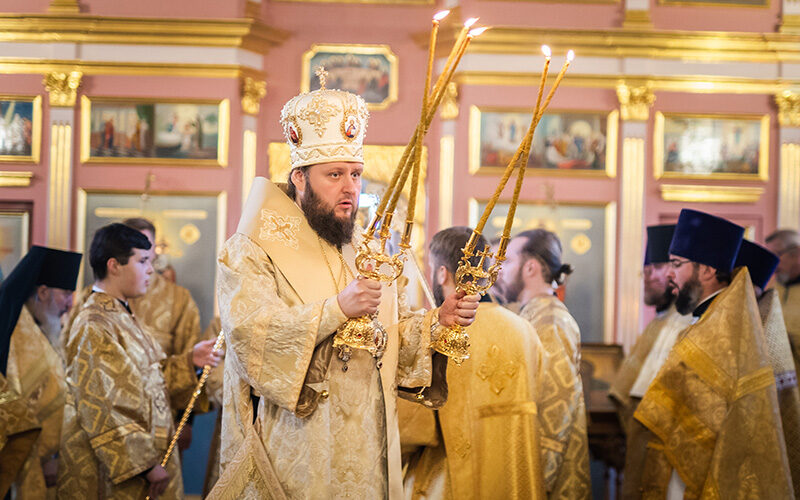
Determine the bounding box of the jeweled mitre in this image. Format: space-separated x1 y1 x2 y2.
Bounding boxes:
280 88 369 169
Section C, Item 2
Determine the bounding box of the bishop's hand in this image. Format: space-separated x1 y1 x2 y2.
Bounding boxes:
438 290 480 327
338 277 382 318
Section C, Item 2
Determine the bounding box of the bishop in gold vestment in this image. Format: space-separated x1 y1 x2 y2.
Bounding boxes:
766 229 800 372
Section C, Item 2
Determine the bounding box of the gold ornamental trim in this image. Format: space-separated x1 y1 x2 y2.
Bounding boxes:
454 71 800 95
462 26 800 63
616 83 655 121
0 171 34 187
0 59 265 81
776 90 800 127
0 14 288 55
44 71 82 107
241 76 267 115
659 184 765 203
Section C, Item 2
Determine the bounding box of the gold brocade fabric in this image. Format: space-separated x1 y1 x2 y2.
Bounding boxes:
778 283 800 377
0 373 41 497
6 307 66 499
634 270 794 500
609 307 690 435
518 295 591 499
64 273 206 416
214 177 441 500
202 316 224 496
401 302 547 500
759 288 800 498
56 292 196 499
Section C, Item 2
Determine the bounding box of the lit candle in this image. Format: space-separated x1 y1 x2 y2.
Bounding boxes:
535 49 574 123
430 17 478 101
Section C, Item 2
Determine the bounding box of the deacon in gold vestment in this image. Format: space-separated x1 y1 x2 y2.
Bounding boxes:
499 229 591 499
767 229 800 372
401 227 547 499
0 246 81 500
635 209 793 498
57 224 203 499
211 86 478 499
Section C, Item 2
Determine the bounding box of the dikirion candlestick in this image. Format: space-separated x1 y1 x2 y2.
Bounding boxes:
431 46 575 364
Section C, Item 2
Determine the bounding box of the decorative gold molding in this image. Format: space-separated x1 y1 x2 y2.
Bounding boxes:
779 143 800 230
659 184 765 203
776 90 800 126
0 59 265 80
462 25 799 63
623 10 653 29
245 0 261 18
781 14 800 34
0 171 34 187
618 136 645 350
241 77 267 115
274 0 432 5
440 82 459 120
616 83 655 121
455 71 800 95
44 71 82 107
653 111 770 181
0 95 42 164
659 0 767 7
48 0 80 13
48 122 72 249
0 14 288 55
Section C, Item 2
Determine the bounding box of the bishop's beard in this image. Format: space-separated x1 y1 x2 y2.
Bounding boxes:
300 181 357 248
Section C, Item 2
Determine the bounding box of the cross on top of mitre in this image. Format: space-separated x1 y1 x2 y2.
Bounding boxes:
315 66 328 90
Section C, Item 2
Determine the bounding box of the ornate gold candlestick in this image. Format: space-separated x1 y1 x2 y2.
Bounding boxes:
431 46 574 364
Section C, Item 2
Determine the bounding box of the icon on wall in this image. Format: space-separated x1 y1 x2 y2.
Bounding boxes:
301 44 398 111
0 96 41 163
81 96 229 166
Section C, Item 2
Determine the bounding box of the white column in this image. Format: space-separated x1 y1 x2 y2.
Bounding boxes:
242 115 257 207
438 120 456 230
779 127 800 231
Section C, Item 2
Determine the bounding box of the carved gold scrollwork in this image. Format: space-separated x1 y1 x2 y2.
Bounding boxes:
440 82 459 120
43 71 83 107
616 83 655 122
776 91 800 127
241 76 267 115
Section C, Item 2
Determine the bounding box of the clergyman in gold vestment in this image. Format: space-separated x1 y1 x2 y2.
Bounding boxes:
635 209 793 498
57 224 204 499
736 239 800 498
608 224 691 499
498 229 591 499
211 86 479 499
0 246 80 499
400 227 546 499
0 374 40 497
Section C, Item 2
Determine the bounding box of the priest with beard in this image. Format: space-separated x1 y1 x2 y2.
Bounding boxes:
735 239 800 497
1 246 81 499
633 209 793 498
210 83 479 498
609 224 691 499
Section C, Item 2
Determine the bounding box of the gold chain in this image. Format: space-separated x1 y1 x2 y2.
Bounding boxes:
318 236 355 292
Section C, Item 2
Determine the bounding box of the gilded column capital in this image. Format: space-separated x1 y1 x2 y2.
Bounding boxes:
241 76 267 116
440 82 459 120
616 83 655 122
776 90 800 127
43 71 83 107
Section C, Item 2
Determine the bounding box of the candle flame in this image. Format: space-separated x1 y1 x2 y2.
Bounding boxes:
434 10 450 21
464 17 479 28
566 50 575 62
468 27 489 37
541 45 551 58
